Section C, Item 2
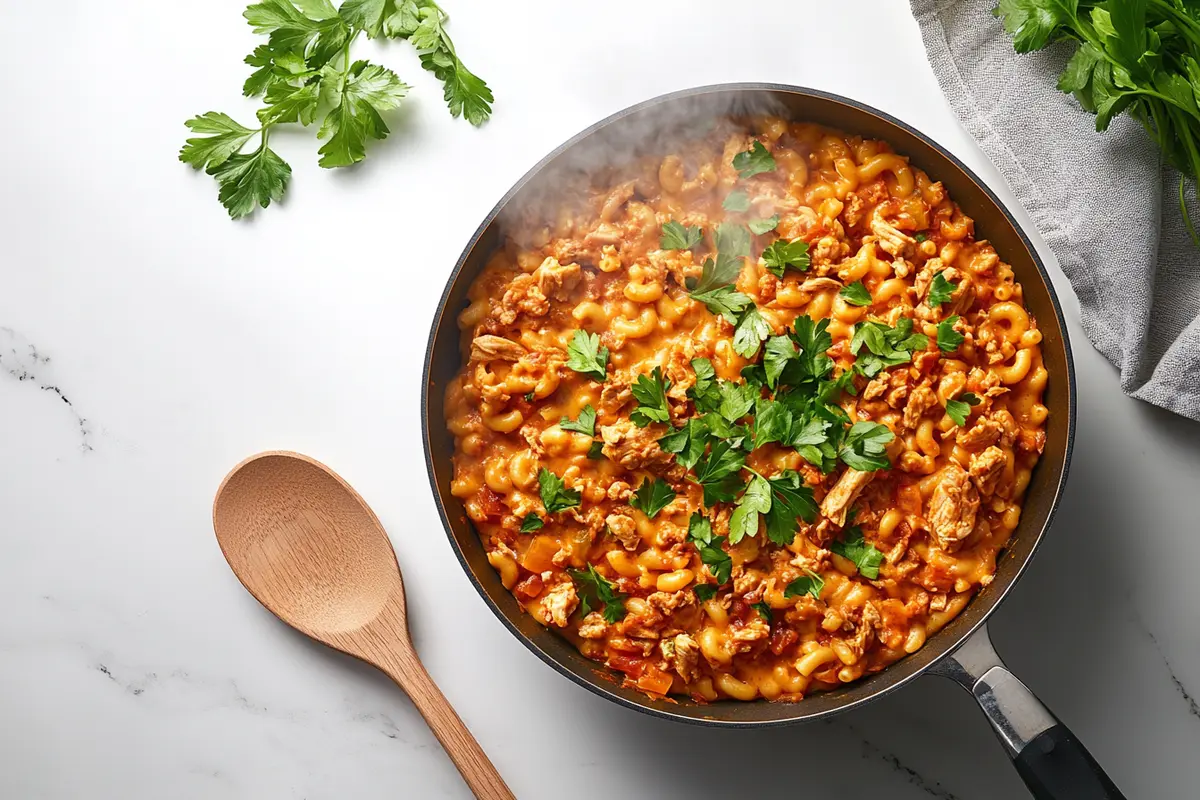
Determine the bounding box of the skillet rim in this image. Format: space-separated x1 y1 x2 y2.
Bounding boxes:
420 83 1077 727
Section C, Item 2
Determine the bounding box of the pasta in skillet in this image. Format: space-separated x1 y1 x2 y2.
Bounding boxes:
445 117 1048 702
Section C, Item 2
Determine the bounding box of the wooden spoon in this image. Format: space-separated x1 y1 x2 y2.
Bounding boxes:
212 451 514 800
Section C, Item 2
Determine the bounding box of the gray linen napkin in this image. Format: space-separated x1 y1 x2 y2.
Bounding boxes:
911 0 1200 420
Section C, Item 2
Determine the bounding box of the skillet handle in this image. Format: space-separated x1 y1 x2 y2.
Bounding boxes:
930 624 1125 800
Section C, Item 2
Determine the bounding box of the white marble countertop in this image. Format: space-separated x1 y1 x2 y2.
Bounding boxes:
3 1 1199 797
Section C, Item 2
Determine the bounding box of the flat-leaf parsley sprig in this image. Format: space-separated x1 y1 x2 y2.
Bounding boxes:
181 0 492 219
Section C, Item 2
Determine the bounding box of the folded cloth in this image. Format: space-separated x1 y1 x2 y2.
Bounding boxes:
911 0 1200 421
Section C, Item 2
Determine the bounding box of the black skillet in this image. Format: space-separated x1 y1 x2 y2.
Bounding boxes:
421 84 1125 800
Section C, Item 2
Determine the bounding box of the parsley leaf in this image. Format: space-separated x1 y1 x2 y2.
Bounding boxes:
630 478 677 519
830 527 884 579
717 380 757 422
689 285 753 324
388 1 494 125
687 513 732 584
566 330 609 381
688 358 723 412
763 335 797 390
839 421 894 472
538 468 581 514
693 439 746 505
927 271 958 307
693 584 719 602
751 398 793 450
749 215 780 235
630 367 671 427
729 474 771 543
764 470 818 545
180 113 293 220
784 570 824 600
661 220 703 250
787 316 835 385
937 316 966 352
316 60 410 168
520 514 544 533
659 418 710 470
244 0 349 67
732 140 777 179
752 601 773 623
587 440 605 460
733 307 772 359
850 318 929 377
570 564 627 623
723 190 751 212
839 281 873 307
914 232 928 243
761 239 810 277
559 405 596 436
945 392 982 426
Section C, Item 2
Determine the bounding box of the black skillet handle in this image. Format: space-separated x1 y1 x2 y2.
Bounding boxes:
930 624 1126 800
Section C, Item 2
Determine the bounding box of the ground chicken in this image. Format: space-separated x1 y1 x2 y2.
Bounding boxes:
600 419 674 471
667 633 701 682
839 602 882 665
970 446 1006 496
821 468 874 526
902 384 939 431
599 373 633 414
957 417 1002 450
812 235 850 268
605 512 640 550
538 581 578 628
927 463 980 552
871 215 915 257
862 374 889 401
578 612 608 639
469 335 527 363
730 617 770 652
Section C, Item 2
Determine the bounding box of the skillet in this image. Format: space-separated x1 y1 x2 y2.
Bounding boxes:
421 84 1124 799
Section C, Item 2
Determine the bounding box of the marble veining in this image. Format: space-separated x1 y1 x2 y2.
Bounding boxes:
842 721 963 800
0 326 93 451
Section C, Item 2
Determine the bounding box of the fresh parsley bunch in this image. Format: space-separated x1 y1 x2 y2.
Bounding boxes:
180 0 492 219
995 0 1200 241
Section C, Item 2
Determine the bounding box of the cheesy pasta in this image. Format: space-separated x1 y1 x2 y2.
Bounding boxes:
445 118 1047 702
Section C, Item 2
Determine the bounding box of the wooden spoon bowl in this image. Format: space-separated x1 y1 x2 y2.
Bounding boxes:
213 451 513 800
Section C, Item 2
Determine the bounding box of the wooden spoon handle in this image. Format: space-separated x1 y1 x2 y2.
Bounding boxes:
382 651 515 800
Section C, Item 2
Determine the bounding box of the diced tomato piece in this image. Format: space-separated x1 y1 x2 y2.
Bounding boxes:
514 574 543 599
637 669 674 696
769 626 799 656
608 655 647 678
476 487 505 521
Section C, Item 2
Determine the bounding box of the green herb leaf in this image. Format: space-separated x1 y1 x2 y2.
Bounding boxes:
566 330 609 381
751 398 793 450
520 514 544 533
723 190 751 212
659 418 710 470
538 468 581 514
945 392 982 426
630 367 671 427
570 564 627 623
559 405 596 436
393 2 493 125
587 440 605 460
992 0 1072 53
927 271 958 307
752 601 773 623
687 358 723 412
661 220 703 250
693 584 719 602
316 60 410 168
209 142 293 220
830 527 884 579
244 0 349 67
749 215 780 235
732 140 777 179
690 285 753 324
729 474 771 543
688 513 733 584
784 569 824 600
851 318 929 377
717 380 757 422
937 316 966 352
630 478 677 519
839 281 873 307
180 112 259 170
788 316 835 384
693 440 746 506
763 470 818 545
839 421 894 472
733 306 771 358
762 239 810 277
763 335 797 390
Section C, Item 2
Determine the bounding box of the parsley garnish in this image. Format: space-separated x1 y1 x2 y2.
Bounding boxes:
181 0 490 219
693 584 719 602
732 307 771 359
840 281 873 307
752 601 773 623
660 220 703 250
688 223 753 319
520 514 544 533
784 570 825 600
732 141 776 179
830 527 884 579
687 513 732 584
749 215 780 235
587 440 605 460
927 271 957 307
762 239 810 277
729 474 771 543
630 367 671 427
630 478 677 519
914 232 928 243
763 470 818 545
566 330 609 381
659 417 710 470
850 318 929 377
751 397 792 450
570 565 627 623
946 392 982 426
937 316 966 352
838 421 894 472
763 335 797 390
690 285 753 324
524 391 535 402
559 405 596 436
717 381 757 423
693 440 746 505
687 358 722 412
538 468 581 514
723 191 751 212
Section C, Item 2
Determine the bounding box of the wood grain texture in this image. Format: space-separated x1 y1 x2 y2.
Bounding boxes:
213 451 514 800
